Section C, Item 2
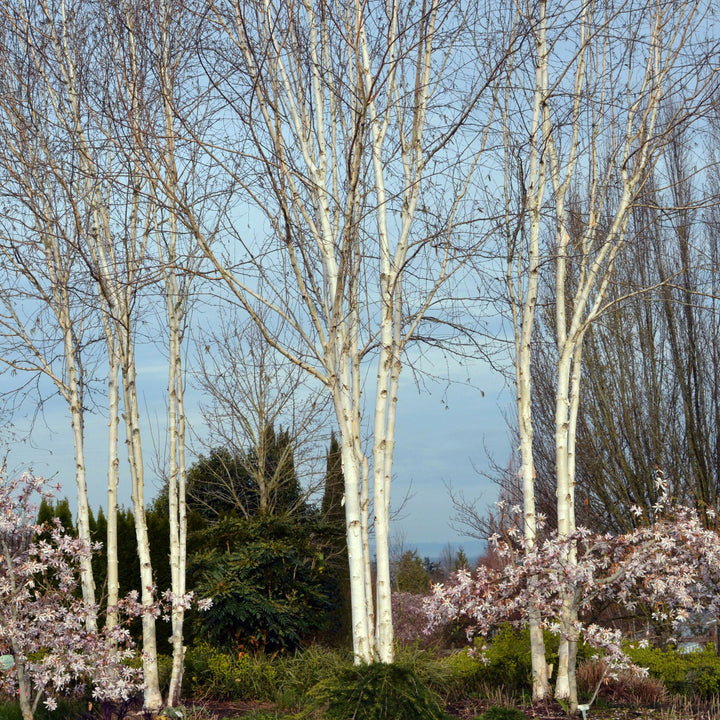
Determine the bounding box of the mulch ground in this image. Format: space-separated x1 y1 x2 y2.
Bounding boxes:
186 698 712 720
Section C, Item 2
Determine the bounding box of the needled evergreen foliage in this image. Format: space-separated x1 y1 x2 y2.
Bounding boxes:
321 431 344 526
187 446 261 519
319 431 351 645
88 506 141 601
310 663 450 720
36 497 74 532
394 550 431 594
188 514 341 653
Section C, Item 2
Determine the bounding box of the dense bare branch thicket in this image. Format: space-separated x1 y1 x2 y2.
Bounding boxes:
0 0 717 713
192 318 331 518
528 125 720 535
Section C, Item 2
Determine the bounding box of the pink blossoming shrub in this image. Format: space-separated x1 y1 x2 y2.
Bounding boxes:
392 592 448 649
0 472 143 720
425 481 720 679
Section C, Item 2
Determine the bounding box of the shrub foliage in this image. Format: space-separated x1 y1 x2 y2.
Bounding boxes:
627 644 720 699
309 663 449 720
188 514 341 652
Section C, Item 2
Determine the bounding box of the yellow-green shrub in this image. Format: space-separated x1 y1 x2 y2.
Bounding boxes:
627 644 720 699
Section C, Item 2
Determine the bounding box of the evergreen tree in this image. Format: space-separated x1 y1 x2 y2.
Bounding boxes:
454 547 469 571
88 507 105 603
321 431 344 527
255 424 304 515
116 508 140 596
186 423 304 520
394 550 430 594
316 432 351 645
186 447 257 520
37 497 75 533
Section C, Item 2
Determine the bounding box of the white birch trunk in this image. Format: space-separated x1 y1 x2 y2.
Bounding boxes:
163 218 189 706
117 4 162 707
334 380 373 663
122 356 163 712
513 0 550 698
106 342 121 630
64 329 97 630
372 334 396 663
166 310 186 705
553 345 576 703
155 0 189 698
17 0 99 629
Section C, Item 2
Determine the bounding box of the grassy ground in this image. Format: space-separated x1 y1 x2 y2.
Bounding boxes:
164 695 720 720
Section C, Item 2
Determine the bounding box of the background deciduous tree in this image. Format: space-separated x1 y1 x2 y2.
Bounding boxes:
193 318 330 519
527 128 720 534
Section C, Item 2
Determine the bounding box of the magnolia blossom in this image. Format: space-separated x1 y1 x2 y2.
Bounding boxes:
0 472 214 720
0 474 146 720
426 485 720 675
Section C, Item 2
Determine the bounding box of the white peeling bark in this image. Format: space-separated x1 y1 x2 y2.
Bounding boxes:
64 328 97 629
123 353 163 712
105 342 121 631
333 376 373 663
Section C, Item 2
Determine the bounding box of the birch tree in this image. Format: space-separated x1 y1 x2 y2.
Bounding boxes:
499 2 550 698
526 139 720 535
192 0 509 663
501 0 715 708
0 0 210 708
136 0 202 701
0 0 105 630
100 0 217 701
5 0 167 707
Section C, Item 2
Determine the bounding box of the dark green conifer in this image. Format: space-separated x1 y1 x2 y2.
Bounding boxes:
321 431 345 527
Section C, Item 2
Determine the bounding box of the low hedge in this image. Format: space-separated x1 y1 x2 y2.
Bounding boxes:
627 644 720 699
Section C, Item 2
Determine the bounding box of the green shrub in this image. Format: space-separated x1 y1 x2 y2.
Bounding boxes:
627 644 720 699
157 654 173 696
308 663 450 720
0 699 86 720
431 649 489 699
277 646 352 694
188 515 343 654
184 642 278 701
184 643 242 700
475 707 528 720
183 643 354 704
479 624 562 692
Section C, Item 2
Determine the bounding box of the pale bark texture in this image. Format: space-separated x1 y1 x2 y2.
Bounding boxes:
501 0 550 698
105 343 121 631
79 1 163 707
500 0 713 708
152 0 191 700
